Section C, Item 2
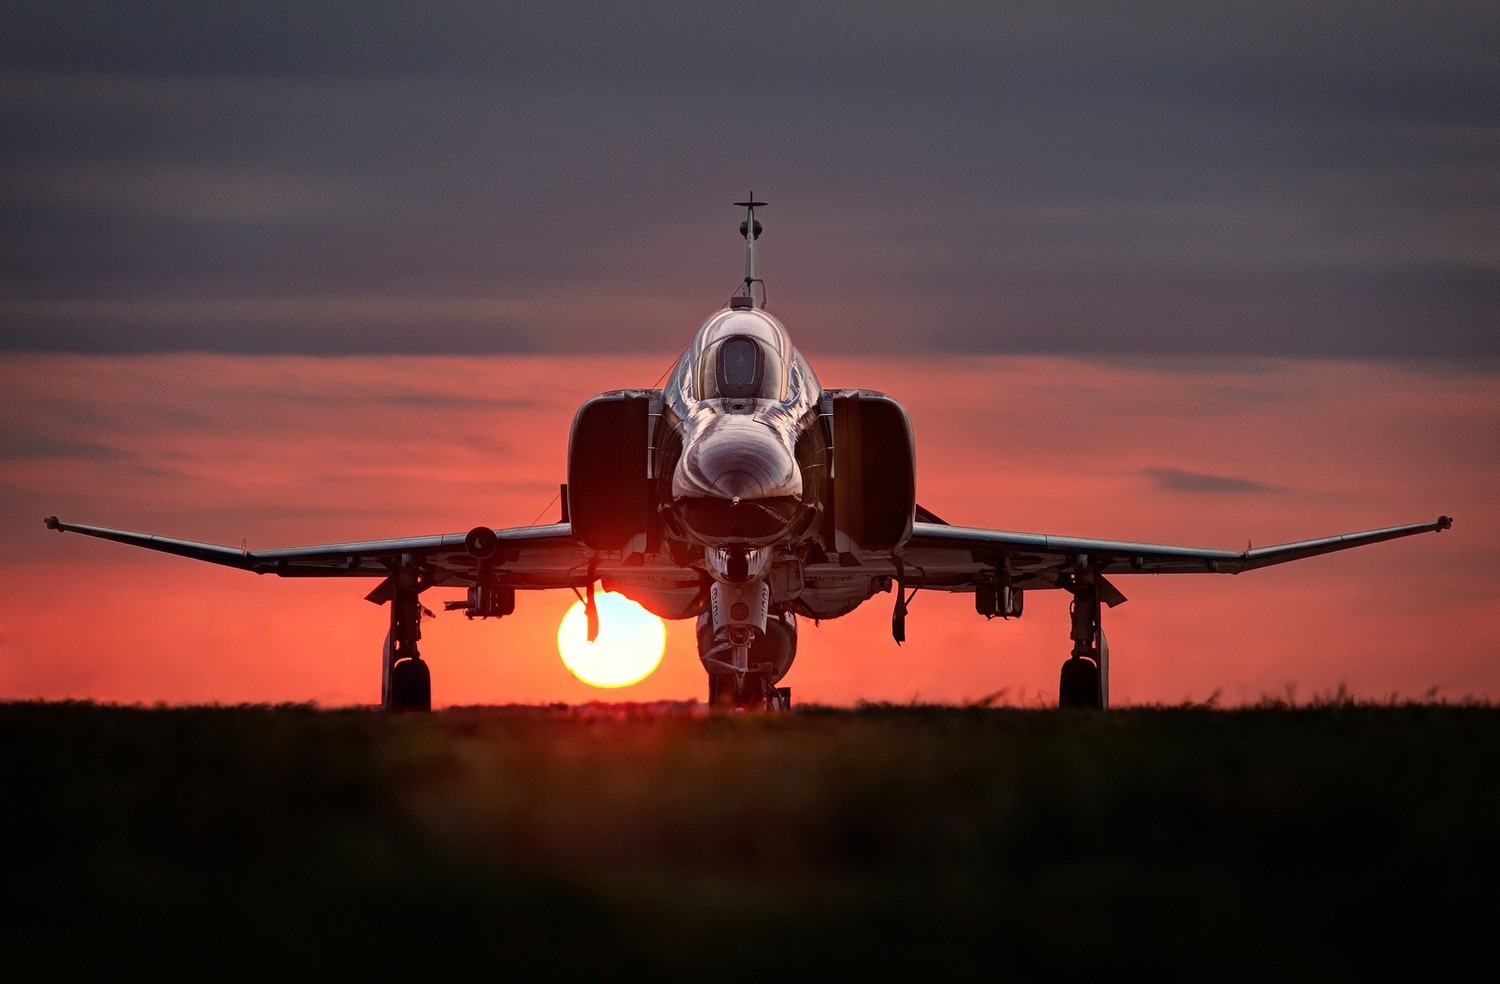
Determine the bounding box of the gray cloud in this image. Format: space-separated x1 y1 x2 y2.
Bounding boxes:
0 3 1494 361
1145 467 1278 495
9 164 359 223
0 427 121 461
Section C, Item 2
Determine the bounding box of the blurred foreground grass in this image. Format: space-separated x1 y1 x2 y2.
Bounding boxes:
3 699 1497 980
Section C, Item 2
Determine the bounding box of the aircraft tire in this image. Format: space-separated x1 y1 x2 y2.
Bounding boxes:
708 673 779 712
707 673 729 708
389 657 432 713
1058 657 1101 710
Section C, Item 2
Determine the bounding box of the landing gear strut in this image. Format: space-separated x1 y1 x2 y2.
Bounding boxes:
1059 569 1107 710
708 673 791 712
696 583 796 712
377 557 432 712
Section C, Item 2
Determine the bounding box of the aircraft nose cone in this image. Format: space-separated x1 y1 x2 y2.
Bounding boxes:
673 416 802 503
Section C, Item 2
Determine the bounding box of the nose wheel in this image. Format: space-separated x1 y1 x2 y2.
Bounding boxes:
708 672 791 712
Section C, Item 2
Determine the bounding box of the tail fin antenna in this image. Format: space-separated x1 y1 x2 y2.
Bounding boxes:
734 195 767 307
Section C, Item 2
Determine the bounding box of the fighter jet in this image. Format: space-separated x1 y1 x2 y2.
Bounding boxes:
44 200 1453 711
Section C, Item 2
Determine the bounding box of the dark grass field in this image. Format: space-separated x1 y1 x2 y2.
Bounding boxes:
4 700 1498 981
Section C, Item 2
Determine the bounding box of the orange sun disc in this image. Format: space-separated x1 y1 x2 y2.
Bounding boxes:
556 590 667 688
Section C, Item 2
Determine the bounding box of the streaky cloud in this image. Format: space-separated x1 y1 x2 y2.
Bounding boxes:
0 428 122 462
1146 467 1278 495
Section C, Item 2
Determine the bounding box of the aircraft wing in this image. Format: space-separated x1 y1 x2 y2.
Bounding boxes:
45 511 1455 603
42 516 595 590
890 515 1453 594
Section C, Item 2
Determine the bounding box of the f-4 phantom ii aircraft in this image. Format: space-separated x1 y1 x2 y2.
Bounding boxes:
45 200 1453 711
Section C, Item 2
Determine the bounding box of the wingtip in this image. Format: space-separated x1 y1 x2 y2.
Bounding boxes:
43 515 60 531
1437 515 1453 531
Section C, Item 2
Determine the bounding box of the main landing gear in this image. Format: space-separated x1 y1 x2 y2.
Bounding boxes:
1058 569 1110 710
374 557 433 712
387 646 431 713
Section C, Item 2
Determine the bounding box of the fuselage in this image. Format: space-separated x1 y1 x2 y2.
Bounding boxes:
659 302 824 556
562 204 914 696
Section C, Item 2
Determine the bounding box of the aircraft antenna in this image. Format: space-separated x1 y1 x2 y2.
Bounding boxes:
734 195 766 307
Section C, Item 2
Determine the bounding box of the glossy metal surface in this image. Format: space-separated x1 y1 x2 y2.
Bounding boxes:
663 305 823 546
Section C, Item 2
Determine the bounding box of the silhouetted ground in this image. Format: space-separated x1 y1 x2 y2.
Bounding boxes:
3 699 1496 981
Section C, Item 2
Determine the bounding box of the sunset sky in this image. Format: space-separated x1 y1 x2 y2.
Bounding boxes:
2 3 1495 706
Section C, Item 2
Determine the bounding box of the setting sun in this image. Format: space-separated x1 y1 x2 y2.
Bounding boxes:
556 590 667 688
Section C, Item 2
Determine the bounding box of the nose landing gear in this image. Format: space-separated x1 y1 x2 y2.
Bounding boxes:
708 672 792 711
696 579 796 711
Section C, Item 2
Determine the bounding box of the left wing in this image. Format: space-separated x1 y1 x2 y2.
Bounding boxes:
885 515 1454 594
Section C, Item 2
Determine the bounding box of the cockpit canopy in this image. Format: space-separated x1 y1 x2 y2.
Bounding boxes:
695 333 786 401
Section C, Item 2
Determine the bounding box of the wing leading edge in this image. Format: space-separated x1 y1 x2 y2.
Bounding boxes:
42 516 592 589
896 515 1453 588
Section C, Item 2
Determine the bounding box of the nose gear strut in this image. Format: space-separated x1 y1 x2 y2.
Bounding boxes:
698 575 790 710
